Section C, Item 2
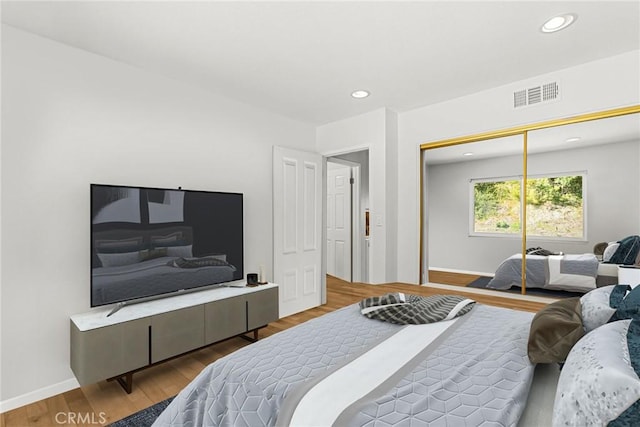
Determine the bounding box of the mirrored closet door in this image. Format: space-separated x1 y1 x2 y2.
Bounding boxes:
423 134 525 288
524 112 640 292
421 106 640 295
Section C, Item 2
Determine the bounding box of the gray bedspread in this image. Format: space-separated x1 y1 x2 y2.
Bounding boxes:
153 302 535 426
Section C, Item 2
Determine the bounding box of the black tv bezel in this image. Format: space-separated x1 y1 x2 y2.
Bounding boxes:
90 183 244 308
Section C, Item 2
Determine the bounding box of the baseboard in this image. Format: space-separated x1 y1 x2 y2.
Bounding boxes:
429 267 494 277
0 377 80 414
425 282 558 303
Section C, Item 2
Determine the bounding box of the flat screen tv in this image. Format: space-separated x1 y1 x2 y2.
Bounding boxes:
91 184 243 310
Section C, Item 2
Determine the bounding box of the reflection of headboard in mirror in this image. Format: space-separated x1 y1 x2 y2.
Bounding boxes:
420 105 640 295
92 226 193 268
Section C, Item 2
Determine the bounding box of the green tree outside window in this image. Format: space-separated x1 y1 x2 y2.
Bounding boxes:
472 174 584 238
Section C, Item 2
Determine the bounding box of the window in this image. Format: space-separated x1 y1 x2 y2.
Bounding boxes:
471 177 522 235
471 173 585 239
526 174 585 238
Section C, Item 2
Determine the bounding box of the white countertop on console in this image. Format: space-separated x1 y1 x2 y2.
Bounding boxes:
72 282 278 331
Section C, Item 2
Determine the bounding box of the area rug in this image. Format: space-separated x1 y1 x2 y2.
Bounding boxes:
467 276 584 298
110 396 173 427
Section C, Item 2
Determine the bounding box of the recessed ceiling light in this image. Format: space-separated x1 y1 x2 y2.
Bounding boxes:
566 137 581 143
541 13 577 33
351 90 370 99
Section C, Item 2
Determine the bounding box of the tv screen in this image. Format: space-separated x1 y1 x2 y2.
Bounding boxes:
91 184 243 307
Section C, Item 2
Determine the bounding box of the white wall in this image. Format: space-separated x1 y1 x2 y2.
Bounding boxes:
398 50 640 283
384 110 399 282
427 140 640 274
0 26 316 409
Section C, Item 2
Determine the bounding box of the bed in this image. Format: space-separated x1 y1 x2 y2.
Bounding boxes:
152 297 537 426
151 283 640 427
486 253 615 293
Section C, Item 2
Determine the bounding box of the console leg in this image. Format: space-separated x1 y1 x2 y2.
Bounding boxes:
109 372 134 394
239 326 265 343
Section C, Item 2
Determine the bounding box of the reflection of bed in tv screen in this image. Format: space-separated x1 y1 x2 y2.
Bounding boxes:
91 184 243 307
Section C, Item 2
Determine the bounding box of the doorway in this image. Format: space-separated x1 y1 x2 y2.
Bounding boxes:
272 146 368 317
326 150 369 283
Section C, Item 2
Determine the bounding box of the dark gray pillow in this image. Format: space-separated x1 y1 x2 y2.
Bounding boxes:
610 284 640 322
528 297 584 364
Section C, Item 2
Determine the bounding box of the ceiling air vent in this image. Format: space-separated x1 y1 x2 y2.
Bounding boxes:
528 86 542 104
542 82 559 101
514 82 559 108
513 90 527 108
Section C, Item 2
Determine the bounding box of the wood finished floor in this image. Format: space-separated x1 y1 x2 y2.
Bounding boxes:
1 276 547 427
427 269 485 287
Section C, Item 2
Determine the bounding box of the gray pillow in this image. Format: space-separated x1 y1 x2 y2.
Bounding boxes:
552 319 640 426
161 245 193 258
150 231 184 246
603 242 620 262
97 251 140 267
580 285 616 332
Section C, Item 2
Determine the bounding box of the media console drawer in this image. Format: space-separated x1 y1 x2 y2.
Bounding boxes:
70 317 150 386
151 305 205 364
70 283 279 392
205 296 246 344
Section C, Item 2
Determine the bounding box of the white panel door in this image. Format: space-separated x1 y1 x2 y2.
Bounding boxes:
273 146 322 318
327 163 352 282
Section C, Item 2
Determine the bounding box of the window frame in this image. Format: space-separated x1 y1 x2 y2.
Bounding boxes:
469 171 587 241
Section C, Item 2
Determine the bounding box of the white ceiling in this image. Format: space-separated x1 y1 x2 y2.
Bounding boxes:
1 1 639 125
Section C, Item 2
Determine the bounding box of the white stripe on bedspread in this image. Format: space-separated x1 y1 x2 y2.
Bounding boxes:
288 318 459 426
547 255 596 292
443 298 475 320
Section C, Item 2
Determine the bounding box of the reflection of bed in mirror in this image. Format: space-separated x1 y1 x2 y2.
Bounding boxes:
91 226 237 306
421 108 640 295
488 237 640 293
487 253 619 293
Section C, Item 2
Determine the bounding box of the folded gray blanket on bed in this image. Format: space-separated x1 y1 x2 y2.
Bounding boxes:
359 293 475 324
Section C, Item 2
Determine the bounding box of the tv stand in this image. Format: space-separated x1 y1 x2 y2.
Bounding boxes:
105 284 227 317
70 283 278 393
106 324 265 394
